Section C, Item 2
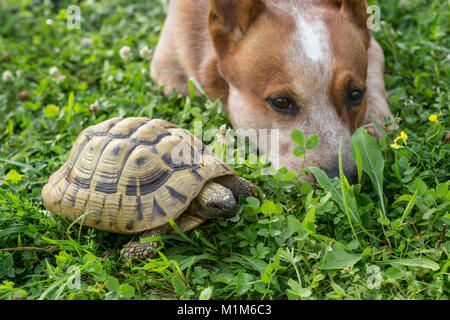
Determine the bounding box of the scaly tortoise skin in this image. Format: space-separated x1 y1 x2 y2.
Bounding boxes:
42 117 257 260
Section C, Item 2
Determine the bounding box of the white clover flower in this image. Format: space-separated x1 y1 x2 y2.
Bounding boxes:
119 46 132 61
80 37 93 47
49 66 59 76
225 130 236 145
219 124 227 135
55 74 66 83
49 67 65 83
89 100 100 113
2 70 13 82
145 82 157 90
45 19 53 25
141 68 148 76
216 125 235 145
139 46 153 60
399 0 408 8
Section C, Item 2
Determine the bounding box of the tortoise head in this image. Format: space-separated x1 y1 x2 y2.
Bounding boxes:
193 181 236 219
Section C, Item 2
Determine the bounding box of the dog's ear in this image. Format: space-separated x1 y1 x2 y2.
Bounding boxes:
327 0 370 46
209 0 266 56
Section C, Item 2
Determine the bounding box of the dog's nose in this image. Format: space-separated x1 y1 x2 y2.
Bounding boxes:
325 165 359 185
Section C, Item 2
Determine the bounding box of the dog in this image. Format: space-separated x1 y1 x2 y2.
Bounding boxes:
150 0 395 183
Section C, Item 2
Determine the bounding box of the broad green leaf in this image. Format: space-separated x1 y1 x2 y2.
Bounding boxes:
261 265 272 284
43 104 60 118
305 134 320 150
118 284 135 299
240 256 268 273
291 130 305 146
287 279 311 298
283 171 296 181
105 277 120 292
303 206 316 231
380 216 390 226
236 272 251 295
436 183 448 198
246 197 260 207
352 128 386 217
319 247 362 270
412 178 428 193
287 215 302 233
199 287 213 300
4 169 22 184
293 146 305 157
261 200 276 215
171 277 186 296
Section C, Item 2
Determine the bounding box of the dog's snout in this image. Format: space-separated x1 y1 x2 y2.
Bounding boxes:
325 165 358 185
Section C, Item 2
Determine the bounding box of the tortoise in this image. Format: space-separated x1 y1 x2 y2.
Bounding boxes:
42 117 257 260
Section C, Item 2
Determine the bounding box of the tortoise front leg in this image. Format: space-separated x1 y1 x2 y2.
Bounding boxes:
121 226 167 260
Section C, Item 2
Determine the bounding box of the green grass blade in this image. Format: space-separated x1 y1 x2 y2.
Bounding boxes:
400 189 418 222
188 77 207 98
351 138 363 185
390 259 440 271
166 218 197 247
339 138 357 239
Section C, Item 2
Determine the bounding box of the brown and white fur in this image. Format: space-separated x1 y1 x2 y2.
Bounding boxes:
150 0 395 183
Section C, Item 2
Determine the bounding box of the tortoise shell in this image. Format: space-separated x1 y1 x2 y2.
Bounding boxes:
42 117 234 234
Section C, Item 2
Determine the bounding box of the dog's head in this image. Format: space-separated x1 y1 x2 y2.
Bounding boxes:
208 0 371 183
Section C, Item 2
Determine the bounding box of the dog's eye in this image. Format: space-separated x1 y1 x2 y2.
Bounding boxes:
268 97 297 114
346 89 365 107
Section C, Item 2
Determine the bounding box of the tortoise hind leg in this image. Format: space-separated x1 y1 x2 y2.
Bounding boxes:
121 226 167 260
214 176 258 199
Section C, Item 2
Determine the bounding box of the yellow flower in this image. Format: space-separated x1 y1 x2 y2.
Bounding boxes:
390 143 403 149
391 131 408 150
428 114 439 124
400 131 408 143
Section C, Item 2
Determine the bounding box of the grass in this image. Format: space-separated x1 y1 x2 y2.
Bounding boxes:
0 0 448 300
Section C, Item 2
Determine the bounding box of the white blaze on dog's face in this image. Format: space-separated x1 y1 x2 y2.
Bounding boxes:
209 0 371 182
